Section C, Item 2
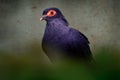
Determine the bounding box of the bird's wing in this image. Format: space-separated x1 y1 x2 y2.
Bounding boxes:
65 28 92 60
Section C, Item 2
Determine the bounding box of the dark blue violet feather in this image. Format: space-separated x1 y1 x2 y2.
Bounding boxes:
41 7 92 61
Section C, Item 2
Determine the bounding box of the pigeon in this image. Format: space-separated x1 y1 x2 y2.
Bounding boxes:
40 7 93 62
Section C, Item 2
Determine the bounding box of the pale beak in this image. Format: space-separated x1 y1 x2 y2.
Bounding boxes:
40 15 46 21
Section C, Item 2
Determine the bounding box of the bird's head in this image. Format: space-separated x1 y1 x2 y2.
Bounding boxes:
40 7 65 21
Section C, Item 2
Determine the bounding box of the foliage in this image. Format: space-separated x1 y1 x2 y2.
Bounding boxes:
0 43 120 80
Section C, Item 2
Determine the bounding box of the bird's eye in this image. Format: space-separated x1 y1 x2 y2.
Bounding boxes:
46 10 56 17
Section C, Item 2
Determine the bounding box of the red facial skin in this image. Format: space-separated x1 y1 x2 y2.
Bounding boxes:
46 10 57 17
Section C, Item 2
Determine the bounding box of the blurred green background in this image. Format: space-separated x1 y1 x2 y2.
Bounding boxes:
0 0 120 80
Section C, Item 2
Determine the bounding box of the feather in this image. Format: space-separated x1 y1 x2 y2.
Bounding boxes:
41 8 93 62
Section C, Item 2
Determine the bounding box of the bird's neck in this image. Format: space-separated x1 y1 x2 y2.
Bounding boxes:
47 18 69 27
45 18 69 37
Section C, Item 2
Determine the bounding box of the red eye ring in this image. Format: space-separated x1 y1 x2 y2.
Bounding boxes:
46 10 56 17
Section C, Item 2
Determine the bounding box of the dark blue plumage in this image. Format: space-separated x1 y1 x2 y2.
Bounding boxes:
40 7 92 62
